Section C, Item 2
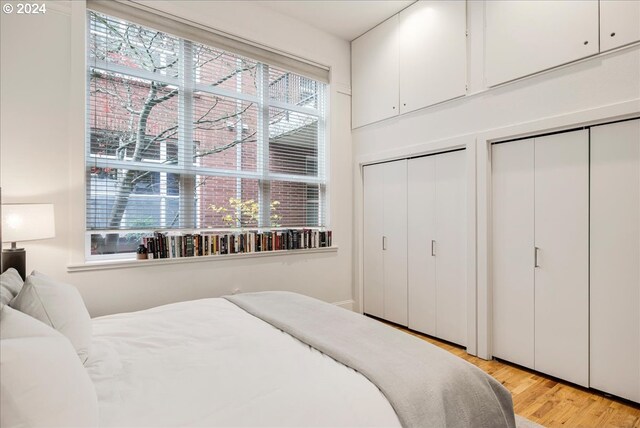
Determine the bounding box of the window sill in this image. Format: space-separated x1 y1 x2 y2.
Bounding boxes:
67 246 338 273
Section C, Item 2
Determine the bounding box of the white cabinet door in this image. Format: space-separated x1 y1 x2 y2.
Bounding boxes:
600 0 640 52
590 119 640 402
408 156 437 336
399 0 466 114
534 130 589 387
382 160 408 326
485 1 599 86
491 139 535 369
434 150 467 346
352 16 399 128
363 163 386 318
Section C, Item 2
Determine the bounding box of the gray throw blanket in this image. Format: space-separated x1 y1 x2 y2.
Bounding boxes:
224 291 515 428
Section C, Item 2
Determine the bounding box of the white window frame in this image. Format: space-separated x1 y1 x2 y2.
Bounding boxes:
84 11 328 261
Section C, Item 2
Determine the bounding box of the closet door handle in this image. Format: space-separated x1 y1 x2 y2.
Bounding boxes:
534 246 540 268
431 240 436 257
382 236 387 251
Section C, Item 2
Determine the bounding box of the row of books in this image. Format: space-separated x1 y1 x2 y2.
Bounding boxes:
141 229 333 259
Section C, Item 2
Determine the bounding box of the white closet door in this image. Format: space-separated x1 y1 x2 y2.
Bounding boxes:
492 139 535 369
534 130 589 387
408 156 437 336
383 160 408 326
434 150 467 346
363 163 385 318
590 119 640 402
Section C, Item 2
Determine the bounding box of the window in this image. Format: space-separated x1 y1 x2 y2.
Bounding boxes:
86 11 327 257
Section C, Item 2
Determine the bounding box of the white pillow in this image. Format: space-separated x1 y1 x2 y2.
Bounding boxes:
0 268 23 306
10 271 92 363
0 305 99 427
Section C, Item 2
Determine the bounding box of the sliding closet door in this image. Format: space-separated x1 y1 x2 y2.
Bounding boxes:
590 119 640 402
492 139 535 369
408 156 437 335
363 163 386 318
434 150 467 346
534 130 589 387
383 160 408 326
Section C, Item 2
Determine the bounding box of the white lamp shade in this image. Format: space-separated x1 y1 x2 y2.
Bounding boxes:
2 204 55 243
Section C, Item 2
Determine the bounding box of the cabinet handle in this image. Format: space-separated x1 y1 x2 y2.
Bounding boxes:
431 240 436 257
382 236 387 251
534 246 540 268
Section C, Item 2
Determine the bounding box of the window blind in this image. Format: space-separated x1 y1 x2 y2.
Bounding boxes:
86 0 330 83
86 11 327 256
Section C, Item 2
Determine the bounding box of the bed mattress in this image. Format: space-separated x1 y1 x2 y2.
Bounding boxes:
86 298 401 427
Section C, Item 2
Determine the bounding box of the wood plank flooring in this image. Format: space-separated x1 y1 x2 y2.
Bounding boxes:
394 325 640 427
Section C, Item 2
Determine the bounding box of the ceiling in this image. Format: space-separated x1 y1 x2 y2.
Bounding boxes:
256 1 416 41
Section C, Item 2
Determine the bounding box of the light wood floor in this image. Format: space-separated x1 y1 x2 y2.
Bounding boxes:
393 325 640 427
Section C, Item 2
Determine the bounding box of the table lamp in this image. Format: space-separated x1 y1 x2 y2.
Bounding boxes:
1 204 55 280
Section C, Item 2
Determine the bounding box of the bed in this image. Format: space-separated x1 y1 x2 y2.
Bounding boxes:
1 269 516 428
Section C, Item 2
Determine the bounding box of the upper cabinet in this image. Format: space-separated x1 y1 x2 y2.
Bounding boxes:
600 0 640 52
485 1 599 87
352 0 639 128
352 16 400 129
352 1 468 128
399 1 467 114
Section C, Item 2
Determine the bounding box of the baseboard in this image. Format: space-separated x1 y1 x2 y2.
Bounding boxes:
332 299 355 311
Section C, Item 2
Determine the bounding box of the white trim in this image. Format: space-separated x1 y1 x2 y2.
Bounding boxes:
320 81 330 229
354 160 364 314
90 59 180 86
355 137 467 166
90 158 262 180
69 0 89 266
194 82 260 105
466 140 478 357
476 98 640 360
68 246 339 272
267 173 324 185
270 99 321 118
257 63 271 227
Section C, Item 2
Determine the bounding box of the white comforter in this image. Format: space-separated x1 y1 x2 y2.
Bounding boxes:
86 298 401 427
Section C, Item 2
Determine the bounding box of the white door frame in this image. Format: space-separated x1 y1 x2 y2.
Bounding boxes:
476 99 640 359
355 136 477 356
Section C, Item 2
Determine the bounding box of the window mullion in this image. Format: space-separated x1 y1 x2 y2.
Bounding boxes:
235 58 243 228
257 63 271 228
317 82 327 227
179 39 196 229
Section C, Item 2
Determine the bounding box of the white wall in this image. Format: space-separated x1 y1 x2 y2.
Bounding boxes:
352 1 640 357
0 1 353 317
